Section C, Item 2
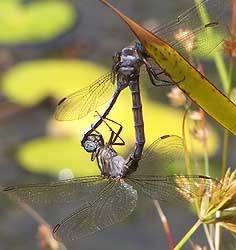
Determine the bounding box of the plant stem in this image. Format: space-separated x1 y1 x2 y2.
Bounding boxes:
221 129 229 176
174 219 202 250
215 225 221 250
182 105 192 176
218 60 234 250
203 224 215 250
203 141 209 176
221 58 234 176
194 0 230 92
214 54 230 93
153 200 174 250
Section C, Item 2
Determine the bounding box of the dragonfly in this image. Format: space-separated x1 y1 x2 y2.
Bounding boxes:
3 116 218 242
100 0 236 135
55 0 232 163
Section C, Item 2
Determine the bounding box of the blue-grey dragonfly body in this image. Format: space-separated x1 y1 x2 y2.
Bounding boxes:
81 44 149 172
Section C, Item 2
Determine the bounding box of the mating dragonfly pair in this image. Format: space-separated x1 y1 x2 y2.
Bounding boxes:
3 0 228 243
4 116 215 242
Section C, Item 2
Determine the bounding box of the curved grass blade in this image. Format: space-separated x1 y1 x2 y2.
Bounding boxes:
100 0 236 135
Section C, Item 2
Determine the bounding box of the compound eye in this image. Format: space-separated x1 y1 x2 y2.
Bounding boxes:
83 141 97 153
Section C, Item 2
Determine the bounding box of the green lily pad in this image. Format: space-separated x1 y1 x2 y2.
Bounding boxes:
17 137 100 177
2 60 107 106
0 0 76 44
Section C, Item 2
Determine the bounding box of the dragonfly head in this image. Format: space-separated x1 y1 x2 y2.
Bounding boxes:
83 134 105 153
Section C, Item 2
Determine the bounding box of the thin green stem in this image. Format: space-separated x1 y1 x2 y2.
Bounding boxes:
228 58 235 87
182 105 192 176
203 144 209 176
218 57 234 247
174 219 202 250
194 0 230 93
221 129 229 176
203 224 215 250
221 58 235 177
214 54 230 94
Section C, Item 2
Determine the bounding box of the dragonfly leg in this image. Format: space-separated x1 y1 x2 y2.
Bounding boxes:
81 88 122 145
149 69 175 87
95 111 125 146
103 116 125 146
145 65 159 86
142 57 174 87
149 70 175 86
148 64 185 86
142 57 164 76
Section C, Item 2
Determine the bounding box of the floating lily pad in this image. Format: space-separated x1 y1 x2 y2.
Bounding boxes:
17 137 100 177
2 60 107 106
0 0 76 44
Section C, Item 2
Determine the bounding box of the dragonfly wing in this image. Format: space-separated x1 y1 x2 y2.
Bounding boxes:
3 176 107 207
133 135 185 176
140 24 228 87
150 0 230 57
54 72 115 121
170 23 229 57
127 175 218 203
127 135 219 204
53 181 137 241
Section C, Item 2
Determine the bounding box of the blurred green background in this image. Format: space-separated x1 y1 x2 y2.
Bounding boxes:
0 0 234 249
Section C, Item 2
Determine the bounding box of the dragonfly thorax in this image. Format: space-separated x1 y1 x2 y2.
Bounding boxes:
116 46 143 79
96 146 126 179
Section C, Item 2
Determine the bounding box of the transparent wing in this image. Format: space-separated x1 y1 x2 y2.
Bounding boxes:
170 23 229 57
133 135 185 176
54 72 115 121
127 134 219 204
3 176 107 207
126 175 218 203
53 181 137 241
149 0 230 57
